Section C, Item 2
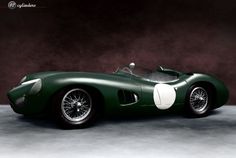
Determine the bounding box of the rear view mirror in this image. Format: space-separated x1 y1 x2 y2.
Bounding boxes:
159 66 164 71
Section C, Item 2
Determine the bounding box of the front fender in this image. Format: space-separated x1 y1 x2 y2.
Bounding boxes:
184 73 229 108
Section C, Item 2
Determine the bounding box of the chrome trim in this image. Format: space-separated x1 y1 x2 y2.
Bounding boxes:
120 94 139 106
134 94 138 102
20 76 27 83
21 79 40 85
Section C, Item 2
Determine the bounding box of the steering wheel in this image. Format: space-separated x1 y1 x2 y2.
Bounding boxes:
121 67 133 74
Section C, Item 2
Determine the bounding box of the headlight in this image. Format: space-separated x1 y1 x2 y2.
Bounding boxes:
29 79 42 94
21 79 41 85
20 78 42 94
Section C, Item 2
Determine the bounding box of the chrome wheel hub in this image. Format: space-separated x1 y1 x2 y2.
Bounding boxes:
190 87 208 114
61 88 92 122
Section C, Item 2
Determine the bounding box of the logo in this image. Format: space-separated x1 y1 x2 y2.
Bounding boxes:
8 1 16 9
8 1 38 10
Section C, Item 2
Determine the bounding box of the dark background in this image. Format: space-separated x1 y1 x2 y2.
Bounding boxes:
0 0 235 104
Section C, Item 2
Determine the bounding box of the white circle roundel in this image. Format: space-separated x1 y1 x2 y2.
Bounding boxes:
153 84 176 110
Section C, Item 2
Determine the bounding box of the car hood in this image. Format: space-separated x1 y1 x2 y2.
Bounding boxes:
22 71 63 82
21 71 130 84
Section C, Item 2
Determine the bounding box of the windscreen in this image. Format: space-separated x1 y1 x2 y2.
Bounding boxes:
117 66 178 82
139 71 178 82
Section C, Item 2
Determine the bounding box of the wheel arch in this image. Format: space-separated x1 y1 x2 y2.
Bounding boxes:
47 84 105 114
188 81 216 106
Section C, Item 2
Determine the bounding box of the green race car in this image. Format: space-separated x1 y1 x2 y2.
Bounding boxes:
7 63 229 128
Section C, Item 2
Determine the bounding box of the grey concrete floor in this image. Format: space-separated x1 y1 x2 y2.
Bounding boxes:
0 105 236 158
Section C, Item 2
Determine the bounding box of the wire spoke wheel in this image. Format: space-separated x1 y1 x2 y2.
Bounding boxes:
61 88 92 122
189 87 209 114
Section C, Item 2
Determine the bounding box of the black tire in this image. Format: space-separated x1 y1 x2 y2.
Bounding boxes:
52 87 97 129
185 85 212 117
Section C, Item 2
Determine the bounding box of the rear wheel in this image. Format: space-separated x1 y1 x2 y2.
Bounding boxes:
185 85 212 117
53 88 97 128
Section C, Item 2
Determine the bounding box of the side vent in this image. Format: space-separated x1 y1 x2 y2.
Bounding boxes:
118 90 139 106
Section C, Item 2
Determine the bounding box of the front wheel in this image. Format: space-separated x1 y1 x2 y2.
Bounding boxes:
185 86 212 117
53 88 97 128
